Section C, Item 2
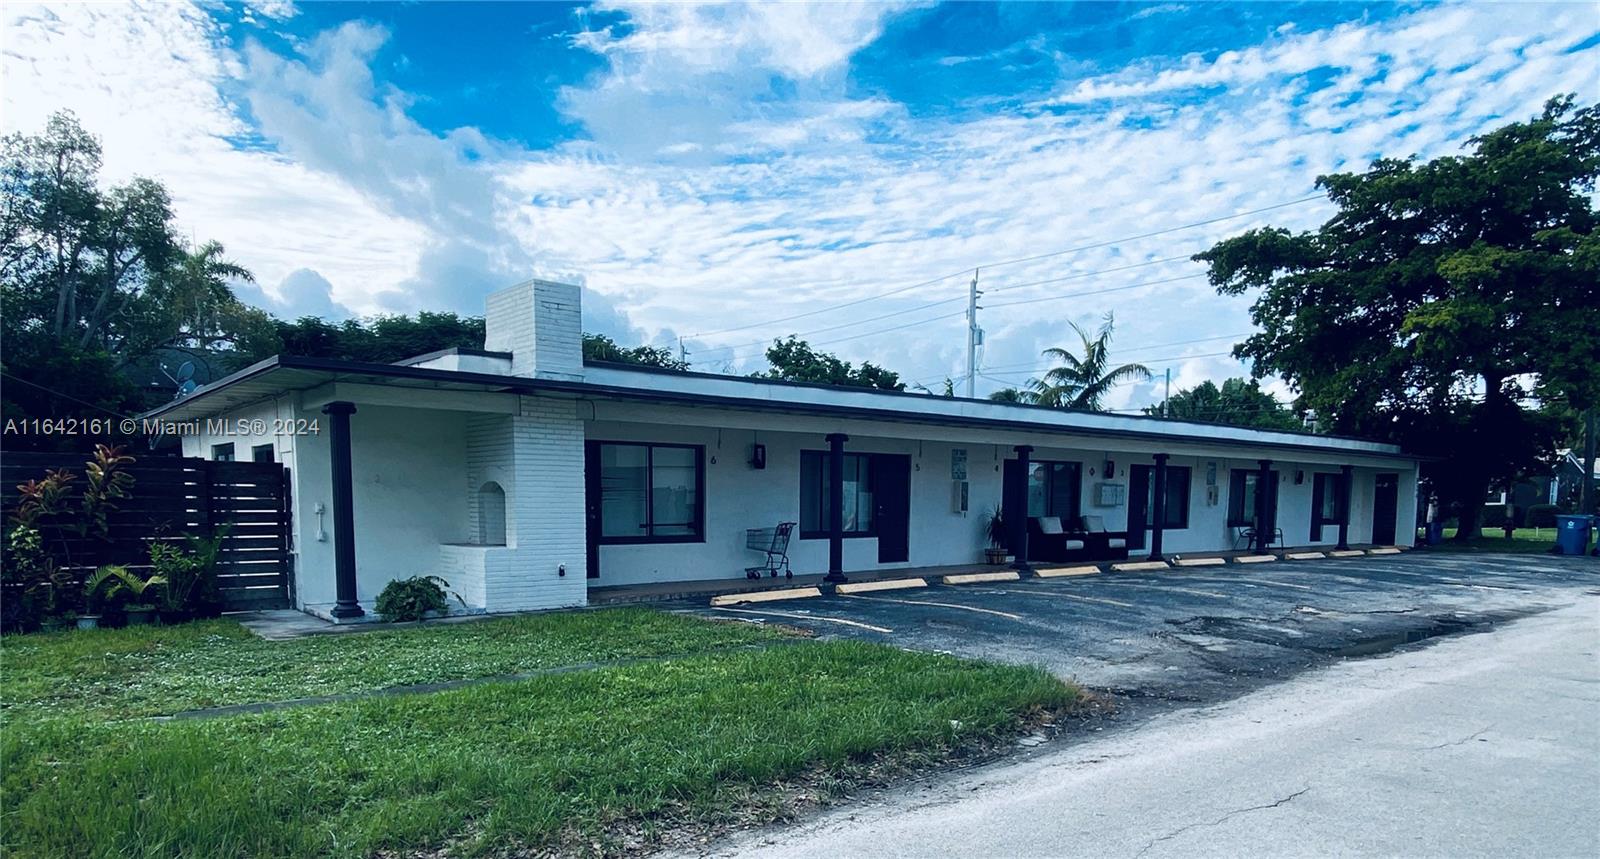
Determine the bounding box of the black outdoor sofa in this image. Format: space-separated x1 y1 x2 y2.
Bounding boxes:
1024 515 1130 563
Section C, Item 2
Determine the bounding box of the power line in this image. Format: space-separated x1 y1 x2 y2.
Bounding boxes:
0 370 139 420
688 269 971 338
978 350 1239 380
968 196 1324 273
903 332 1251 388
686 194 1323 347
983 252 1201 294
984 273 1206 311
712 268 1215 365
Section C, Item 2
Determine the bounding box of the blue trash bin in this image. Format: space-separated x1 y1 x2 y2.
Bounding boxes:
1426 522 1444 545
1555 515 1592 555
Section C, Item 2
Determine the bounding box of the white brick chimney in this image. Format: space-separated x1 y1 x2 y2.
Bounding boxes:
483 280 583 380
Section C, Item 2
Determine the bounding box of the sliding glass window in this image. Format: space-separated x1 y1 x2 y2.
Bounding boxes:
596 442 704 543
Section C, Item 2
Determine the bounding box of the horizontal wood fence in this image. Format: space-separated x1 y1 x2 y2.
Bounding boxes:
2 452 291 610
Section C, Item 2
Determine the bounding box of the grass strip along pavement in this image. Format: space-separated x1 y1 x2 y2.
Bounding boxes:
2 610 1080 857
1 607 785 721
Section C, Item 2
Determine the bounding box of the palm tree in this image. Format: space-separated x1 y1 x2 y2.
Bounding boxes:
987 387 1032 403
1029 313 1151 411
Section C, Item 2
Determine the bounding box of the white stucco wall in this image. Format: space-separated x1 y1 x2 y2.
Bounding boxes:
586 404 1420 586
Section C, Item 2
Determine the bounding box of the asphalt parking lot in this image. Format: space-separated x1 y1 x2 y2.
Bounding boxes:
675 552 1600 713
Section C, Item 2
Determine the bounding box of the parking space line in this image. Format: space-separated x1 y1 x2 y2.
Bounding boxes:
841 594 1025 621
992 588 1135 608
1103 581 1230 599
710 607 894 633
1240 578 1313 590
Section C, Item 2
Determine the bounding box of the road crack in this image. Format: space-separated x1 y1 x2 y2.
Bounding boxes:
1421 724 1493 750
1135 787 1311 857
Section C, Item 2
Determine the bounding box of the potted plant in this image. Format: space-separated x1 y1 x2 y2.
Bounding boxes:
85 565 166 627
76 613 100 631
982 506 1011 564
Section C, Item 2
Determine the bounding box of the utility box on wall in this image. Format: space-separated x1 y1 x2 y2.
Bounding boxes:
1094 482 1126 507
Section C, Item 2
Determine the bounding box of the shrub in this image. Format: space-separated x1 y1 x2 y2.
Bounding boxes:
148 529 227 619
1525 504 1560 528
1480 506 1509 528
375 575 461 622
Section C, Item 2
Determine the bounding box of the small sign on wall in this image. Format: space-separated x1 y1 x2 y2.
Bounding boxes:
951 448 968 480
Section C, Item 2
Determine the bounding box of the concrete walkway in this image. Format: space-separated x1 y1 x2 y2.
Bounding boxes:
686 598 1600 859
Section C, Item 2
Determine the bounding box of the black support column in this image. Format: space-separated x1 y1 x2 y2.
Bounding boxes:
1336 464 1353 551
323 401 364 619
1252 458 1273 553
1149 453 1170 561
823 433 849 584
1010 445 1034 574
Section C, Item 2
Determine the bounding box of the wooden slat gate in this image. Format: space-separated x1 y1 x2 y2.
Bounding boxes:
1 452 292 611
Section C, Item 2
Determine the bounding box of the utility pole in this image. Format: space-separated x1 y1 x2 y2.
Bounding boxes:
965 269 982 398
1163 368 1171 418
677 336 688 368
1582 407 1597 516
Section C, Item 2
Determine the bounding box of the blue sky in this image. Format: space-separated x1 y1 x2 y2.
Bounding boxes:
5 1 1597 408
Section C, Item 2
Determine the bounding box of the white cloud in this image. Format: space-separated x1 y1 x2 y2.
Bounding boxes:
6 0 1595 411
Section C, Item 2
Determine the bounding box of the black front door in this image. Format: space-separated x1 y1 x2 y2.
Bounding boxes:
583 441 601 578
1127 465 1151 551
1372 473 1399 545
872 455 911 563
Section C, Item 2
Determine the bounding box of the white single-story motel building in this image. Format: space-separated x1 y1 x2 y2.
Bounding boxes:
141 281 1420 620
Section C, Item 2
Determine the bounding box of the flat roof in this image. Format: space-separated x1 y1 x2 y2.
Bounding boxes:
138 354 1413 460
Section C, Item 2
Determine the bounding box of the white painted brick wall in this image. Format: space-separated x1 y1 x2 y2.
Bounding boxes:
483 280 583 381
481 395 588 611
464 414 513 544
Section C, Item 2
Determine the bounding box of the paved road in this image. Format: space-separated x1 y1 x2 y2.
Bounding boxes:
677 552 1600 718
690 598 1600 858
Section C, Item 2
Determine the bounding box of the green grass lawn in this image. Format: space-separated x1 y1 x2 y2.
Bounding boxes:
2 610 1080 857
1421 527 1563 554
0 607 788 721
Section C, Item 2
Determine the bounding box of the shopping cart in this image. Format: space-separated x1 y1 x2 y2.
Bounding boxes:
745 522 796 579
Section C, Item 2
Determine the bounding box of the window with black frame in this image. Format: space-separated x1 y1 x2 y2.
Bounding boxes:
596 442 703 542
1311 472 1345 539
800 451 873 538
1144 465 1191 529
1025 460 1082 521
1227 469 1277 527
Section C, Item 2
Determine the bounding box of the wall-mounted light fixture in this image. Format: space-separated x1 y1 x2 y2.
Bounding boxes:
749 443 767 470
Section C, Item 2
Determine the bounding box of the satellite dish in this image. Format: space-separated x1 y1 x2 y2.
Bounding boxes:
173 379 199 401
175 361 196 383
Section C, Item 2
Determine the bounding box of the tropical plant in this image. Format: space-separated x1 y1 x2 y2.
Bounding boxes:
148 528 226 617
1028 313 1151 411
982 506 1008 549
79 444 135 539
375 575 463 622
987 387 1032 403
0 523 76 631
84 564 165 612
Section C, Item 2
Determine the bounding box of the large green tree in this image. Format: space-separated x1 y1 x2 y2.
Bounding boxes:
753 337 905 390
1144 378 1303 431
1196 96 1599 537
1029 313 1151 411
2 111 273 445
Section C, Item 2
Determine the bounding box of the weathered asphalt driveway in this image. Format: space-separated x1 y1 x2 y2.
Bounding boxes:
663 553 1599 858
676 552 1600 717
684 596 1600 859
